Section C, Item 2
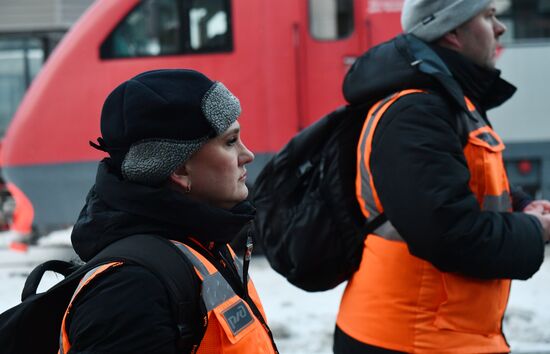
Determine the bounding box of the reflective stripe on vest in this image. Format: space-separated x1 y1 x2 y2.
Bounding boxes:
356 89 425 243
462 96 512 212
337 91 512 353
58 261 123 354
356 92 512 245
172 242 244 312
483 192 513 212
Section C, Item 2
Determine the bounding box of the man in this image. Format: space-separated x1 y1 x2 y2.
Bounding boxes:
334 1 550 353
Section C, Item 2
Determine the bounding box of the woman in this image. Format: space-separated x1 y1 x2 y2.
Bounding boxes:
60 69 278 353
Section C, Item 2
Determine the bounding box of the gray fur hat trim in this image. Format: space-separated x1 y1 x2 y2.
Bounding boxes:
121 138 209 185
202 82 241 135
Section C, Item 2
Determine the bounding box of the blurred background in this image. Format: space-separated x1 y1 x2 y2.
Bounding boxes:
1 1 550 352
0 0 549 246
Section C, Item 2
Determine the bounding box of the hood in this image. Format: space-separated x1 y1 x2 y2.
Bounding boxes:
71 160 255 261
343 34 515 114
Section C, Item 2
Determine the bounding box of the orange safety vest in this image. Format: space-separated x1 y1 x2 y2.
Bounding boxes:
59 242 277 354
337 90 512 353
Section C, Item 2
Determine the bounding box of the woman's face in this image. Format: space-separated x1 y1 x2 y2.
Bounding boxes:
182 121 254 209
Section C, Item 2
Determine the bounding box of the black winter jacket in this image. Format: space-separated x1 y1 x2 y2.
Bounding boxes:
344 34 544 280
65 161 256 353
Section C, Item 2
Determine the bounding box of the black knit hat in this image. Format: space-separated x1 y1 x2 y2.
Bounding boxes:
93 69 241 185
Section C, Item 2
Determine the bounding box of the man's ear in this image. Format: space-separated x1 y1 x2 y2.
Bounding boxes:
438 30 462 50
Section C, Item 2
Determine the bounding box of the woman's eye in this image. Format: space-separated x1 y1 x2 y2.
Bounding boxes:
227 137 238 146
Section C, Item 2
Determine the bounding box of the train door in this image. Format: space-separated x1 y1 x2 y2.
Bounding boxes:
295 0 369 128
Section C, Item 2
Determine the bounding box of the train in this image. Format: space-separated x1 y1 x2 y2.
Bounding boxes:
1 0 549 237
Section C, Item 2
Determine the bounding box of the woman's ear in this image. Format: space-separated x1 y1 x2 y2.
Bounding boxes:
170 164 191 192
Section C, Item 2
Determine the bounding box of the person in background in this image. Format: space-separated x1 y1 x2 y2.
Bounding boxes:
60 69 278 353
335 1 550 353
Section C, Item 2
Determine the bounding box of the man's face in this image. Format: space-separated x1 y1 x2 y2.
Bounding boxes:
454 1 506 69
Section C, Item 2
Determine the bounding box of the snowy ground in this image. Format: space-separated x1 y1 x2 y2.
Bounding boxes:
1 229 550 353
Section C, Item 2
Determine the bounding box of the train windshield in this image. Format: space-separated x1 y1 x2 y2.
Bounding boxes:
0 37 44 135
101 0 233 59
308 0 354 40
497 0 550 43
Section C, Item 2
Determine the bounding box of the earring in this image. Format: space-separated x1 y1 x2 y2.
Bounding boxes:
185 184 191 193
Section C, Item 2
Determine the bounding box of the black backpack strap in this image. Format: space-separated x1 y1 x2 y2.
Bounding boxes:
10 235 204 354
22 260 77 301
88 234 207 351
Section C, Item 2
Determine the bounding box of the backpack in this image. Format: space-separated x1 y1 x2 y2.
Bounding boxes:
0 234 205 354
252 104 387 292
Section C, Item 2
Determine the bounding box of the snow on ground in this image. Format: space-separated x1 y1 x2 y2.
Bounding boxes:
1 229 550 353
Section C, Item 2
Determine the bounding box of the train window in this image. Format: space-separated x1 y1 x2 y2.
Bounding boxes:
309 0 354 40
496 0 550 43
0 37 44 135
187 0 232 52
101 0 232 59
101 0 181 58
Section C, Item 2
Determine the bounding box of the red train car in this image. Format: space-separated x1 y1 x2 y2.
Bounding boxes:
1 0 403 234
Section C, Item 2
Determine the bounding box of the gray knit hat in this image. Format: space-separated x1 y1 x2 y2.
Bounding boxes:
95 69 240 186
401 0 492 42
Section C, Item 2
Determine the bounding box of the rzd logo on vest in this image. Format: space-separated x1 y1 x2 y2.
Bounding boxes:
222 301 254 335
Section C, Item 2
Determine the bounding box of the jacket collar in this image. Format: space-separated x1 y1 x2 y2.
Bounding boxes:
399 34 516 114
343 34 516 116
429 43 516 113
71 160 255 261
